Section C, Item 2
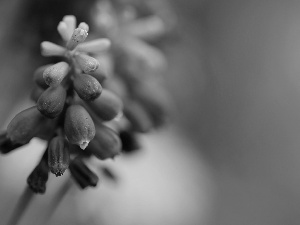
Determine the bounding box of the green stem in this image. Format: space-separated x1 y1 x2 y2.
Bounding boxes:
6 186 34 225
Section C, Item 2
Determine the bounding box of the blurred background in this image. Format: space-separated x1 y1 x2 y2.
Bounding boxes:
2 0 300 224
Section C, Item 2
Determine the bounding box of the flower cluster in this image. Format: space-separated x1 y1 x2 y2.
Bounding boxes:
93 0 175 145
0 16 122 193
0 0 175 194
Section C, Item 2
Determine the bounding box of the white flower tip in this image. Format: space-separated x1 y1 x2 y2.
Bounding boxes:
101 39 111 49
63 15 76 28
66 28 88 50
79 141 89 150
78 22 89 32
62 15 77 41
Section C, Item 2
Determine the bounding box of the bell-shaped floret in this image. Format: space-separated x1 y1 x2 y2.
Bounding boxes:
87 124 121 160
64 105 95 149
27 154 49 194
43 62 70 87
73 74 102 101
7 106 46 144
48 136 70 176
75 54 99 74
86 89 123 121
69 158 99 189
37 85 66 118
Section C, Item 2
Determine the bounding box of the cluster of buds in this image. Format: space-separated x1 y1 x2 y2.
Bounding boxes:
0 0 174 194
1 16 122 193
93 0 174 146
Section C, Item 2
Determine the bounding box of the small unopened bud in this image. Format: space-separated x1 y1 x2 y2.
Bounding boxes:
66 28 88 50
33 64 53 89
126 16 166 41
7 106 45 144
57 21 70 42
76 38 110 53
48 136 69 176
104 77 128 98
120 39 167 78
69 158 99 189
75 54 99 73
64 105 95 149
86 89 123 121
133 83 171 127
87 124 121 160
43 62 69 87
41 41 66 57
37 85 66 118
119 130 141 154
78 22 89 32
87 54 111 82
74 74 102 101
27 155 49 194
62 15 76 41
123 100 153 133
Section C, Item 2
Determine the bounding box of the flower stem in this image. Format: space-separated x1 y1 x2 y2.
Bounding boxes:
42 177 73 224
6 186 34 225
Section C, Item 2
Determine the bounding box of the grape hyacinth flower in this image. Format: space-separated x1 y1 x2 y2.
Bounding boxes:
1 15 124 193
1 0 173 199
0 1 175 224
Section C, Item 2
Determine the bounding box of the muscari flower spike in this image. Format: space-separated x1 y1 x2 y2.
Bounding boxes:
1 15 125 194
1 0 174 195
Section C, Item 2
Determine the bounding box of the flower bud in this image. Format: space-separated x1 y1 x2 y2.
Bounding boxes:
43 62 69 87
87 124 121 160
78 22 89 32
69 158 99 189
48 136 69 176
133 82 171 127
41 41 66 57
37 85 66 118
123 100 153 133
126 16 166 41
57 21 70 42
86 89 123 121
66 28 88 50
64 105 95 149
7 106 45 144
0 131 23 154
87 61 108 83
119 39 167 78
119 130 141 154
75 54 99 74
33 64 53 89
73 74 102 101
62 15 76 40
76 38 110 53
88 54 112 82
27 155 49 194
103 76 128 98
